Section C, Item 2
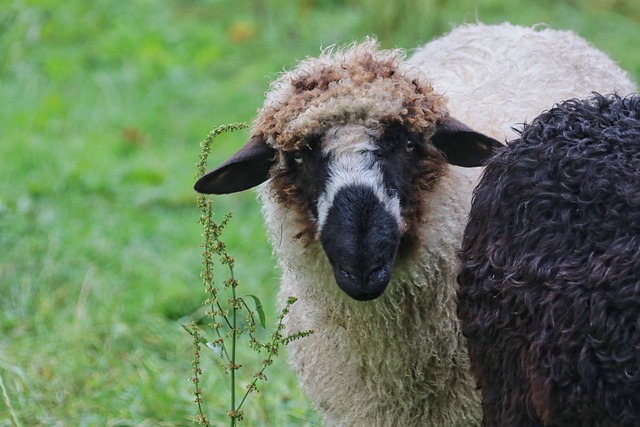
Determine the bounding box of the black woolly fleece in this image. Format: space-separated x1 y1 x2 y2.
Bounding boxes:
457 93 640 427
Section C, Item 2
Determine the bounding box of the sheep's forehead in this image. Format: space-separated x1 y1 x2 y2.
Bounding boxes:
321 124 380 156
254 42 446 151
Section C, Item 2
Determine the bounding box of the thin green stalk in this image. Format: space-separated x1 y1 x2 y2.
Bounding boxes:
230 265 237 427
190 322 210 426
201 198 233 360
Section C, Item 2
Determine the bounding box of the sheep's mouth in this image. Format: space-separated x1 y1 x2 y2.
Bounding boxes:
319 185 401 301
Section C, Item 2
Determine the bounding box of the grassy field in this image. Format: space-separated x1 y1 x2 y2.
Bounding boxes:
1 0 638 425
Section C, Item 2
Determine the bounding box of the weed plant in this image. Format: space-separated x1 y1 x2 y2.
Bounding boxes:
184 123 312 426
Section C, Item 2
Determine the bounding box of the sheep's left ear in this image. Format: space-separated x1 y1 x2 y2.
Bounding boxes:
431 116 503 167
194 135 276 194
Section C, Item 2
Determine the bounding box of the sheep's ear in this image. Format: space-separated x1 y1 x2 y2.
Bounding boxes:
194 135 276 194
431 116 503 167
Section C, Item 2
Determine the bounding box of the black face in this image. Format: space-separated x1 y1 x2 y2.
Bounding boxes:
375 123 429 209
279 135 329 221
280 122 431 300
282 124 427 225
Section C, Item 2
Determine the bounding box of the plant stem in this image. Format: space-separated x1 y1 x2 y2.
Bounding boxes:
235 315 283 411
230 264 237 427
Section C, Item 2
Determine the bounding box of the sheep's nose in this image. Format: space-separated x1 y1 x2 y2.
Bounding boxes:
338 263 384 286
320 185 400 300
336 262 391 301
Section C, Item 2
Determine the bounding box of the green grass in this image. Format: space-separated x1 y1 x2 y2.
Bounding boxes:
1 0 638 425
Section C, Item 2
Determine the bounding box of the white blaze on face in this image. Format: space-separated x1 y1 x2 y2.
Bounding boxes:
316 125 402 232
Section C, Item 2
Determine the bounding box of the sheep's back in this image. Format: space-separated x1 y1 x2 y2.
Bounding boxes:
408 22 637 142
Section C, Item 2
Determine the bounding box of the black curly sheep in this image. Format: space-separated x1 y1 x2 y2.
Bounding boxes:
457 93 640 427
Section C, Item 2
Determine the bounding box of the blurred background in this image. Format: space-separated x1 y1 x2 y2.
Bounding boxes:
1 0 638 425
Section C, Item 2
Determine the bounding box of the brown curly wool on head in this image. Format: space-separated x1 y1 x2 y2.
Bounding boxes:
254 39 449 151
254 40 452 244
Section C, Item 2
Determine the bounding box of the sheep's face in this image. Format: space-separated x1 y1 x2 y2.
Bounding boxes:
194 41 501 300
268 121 451 300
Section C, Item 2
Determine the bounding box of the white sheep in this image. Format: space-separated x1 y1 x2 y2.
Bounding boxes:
195 23 636 426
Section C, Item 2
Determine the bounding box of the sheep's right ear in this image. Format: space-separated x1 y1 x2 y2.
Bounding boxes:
194 135 276 194
432 116 503 167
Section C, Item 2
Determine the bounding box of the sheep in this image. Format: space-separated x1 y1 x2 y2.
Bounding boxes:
194 23 636 426
457 93 640 427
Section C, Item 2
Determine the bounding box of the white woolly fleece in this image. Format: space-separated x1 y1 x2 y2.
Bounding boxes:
408 23 636 141
256 23 636 427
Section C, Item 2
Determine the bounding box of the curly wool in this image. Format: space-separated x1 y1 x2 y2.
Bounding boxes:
255 39 447 151
458 94 640 427
255 24 636 426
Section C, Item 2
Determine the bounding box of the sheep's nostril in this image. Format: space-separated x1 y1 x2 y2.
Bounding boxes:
367 265 383 281
366 264 390 288
339 266 359 283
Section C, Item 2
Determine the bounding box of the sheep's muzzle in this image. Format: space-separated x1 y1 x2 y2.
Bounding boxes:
319 185 400 301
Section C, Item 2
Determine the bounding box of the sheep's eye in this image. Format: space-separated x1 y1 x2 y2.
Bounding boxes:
293 152 303 164
405 140 416 152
